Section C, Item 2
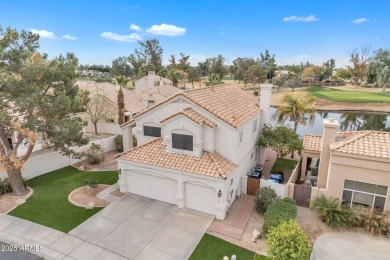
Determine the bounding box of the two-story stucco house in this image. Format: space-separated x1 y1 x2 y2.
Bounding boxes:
116 84 272 219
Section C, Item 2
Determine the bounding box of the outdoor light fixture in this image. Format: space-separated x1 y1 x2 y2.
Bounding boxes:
118 169 121 175
218 190 222 197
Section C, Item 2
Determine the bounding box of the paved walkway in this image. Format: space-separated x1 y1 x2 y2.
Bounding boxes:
0 213 124 260
261 149 277 180
311 231 390 260
208 195 255 240
69 193 213 260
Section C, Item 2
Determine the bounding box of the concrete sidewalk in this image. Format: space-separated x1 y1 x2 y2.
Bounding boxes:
0 213 124 260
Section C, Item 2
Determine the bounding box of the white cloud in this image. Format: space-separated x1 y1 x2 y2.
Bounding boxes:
100 32 142 42
283 15 319 22
146 24 186 36
62 34 77 40
352 18 369 24
30 29 57 39
130 24 142 31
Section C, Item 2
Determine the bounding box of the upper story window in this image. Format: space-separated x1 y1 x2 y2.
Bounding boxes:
143 126 161 137
239 130 243 143
252 119 258 134
172 133 193 151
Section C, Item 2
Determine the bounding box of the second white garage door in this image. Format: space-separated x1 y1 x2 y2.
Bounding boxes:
185 182 215 215
126 171 177 205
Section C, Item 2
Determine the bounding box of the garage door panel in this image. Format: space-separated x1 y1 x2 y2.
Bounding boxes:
185 182 215 215
126 171 177 205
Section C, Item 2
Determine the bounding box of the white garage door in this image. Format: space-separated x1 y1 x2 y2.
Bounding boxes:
126 171 177 205
185 182 215 215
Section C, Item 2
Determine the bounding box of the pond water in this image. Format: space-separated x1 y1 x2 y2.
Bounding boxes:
268 107 390 137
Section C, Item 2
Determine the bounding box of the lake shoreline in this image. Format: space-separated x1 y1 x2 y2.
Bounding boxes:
271 105 390 114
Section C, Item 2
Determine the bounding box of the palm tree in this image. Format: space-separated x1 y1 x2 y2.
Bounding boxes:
273 94 316 158
273 94 316 133
115 76 129 125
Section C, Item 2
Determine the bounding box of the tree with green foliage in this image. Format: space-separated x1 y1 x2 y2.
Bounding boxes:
349 46 371 84
198 60 209 77
128 39 163 75
111 57 132 77
243 64 266 88
367 49 390 92
284 73 302 92
334 69 352 81
115 76 129 125
0 27 89 195
167 69 184 88
273 76 287 91
273 94 316 133
322 58 336 79
187 67 202 88
208 55 228 78
258 49 277 79
257 125 302 161
138 63 156 77
232 57 257 86
266 219 312 260
205 73 223 86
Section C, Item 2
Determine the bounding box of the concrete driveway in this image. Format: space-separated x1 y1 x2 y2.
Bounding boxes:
69 193 214 260
311 231 390 260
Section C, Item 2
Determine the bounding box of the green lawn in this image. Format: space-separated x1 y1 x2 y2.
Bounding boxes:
189 234 268 260
272 158 298 173
9 166 118 233
307 86 390 103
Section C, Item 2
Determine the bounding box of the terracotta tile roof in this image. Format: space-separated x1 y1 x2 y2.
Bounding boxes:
77 81 181 115
304 131 390 159
134 85 260 128
330 131 390 159
303 134 323 152
160 107 216 128
116 138 236 179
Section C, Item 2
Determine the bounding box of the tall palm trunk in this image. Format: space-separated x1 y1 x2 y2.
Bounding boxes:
291 121 299 159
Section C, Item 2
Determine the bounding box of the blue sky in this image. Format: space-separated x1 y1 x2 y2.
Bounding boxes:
1 0 389 67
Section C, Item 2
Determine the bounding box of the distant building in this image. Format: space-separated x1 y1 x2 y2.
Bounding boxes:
274 70 289 78
135 71 173 90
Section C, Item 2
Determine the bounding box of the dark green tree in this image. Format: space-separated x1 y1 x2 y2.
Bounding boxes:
208 55 228 78
0 27 89 195
323 58 336 79
257 125 303 162
128 39 163 75
187 67 202 88
111 57 132 77
258 49 277 79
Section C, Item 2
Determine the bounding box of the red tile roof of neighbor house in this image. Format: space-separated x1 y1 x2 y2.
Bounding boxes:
77 81 181 115
303 131 390 159
160 107 216 128
116 138 236 179
126 85 260 128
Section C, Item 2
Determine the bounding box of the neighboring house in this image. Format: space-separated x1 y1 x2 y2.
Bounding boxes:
116 84 272 219
302 119 390 212
273 70 289 78
77 80 181 135
77 70 111 78
135 71 173 90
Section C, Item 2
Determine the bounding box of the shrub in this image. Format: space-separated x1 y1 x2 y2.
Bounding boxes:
281 197 296 205
311 167 318 176
114 135 123 152
84 178 99 188
254 90 259 96
263 200 297 235
254 186 279 214
267 219 312 260
311 195 354 228
85 143 104 165
354 209 389 236
0 178 11 195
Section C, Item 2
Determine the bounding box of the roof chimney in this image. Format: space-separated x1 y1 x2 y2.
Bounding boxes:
317 118 339 189
259 84 273 165
147 71 155 88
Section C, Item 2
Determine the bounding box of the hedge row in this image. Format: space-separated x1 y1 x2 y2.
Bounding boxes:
262 199 297 235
